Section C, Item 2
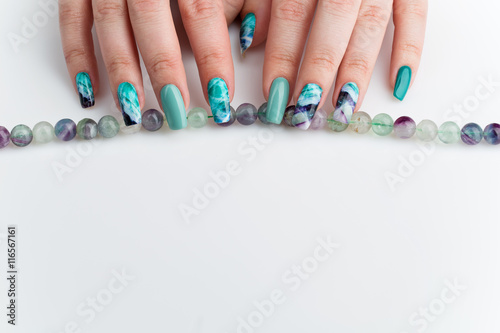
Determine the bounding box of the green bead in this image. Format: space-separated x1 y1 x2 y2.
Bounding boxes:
188 107 208 128
97 115 119 138
350 111 372 134
33 121 54 144
11 124 33 147
438 121 461 144
327 111 348 132
77 118 98 140
372 113 393 136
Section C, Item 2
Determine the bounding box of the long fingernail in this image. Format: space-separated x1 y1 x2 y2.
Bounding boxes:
117 82 141 126
76 72 95 108
292 83 323 130
161 84 187 130
332 82 359 124
240 13 256 55
394 66 412 101
267 77 289 124
208 78 230 124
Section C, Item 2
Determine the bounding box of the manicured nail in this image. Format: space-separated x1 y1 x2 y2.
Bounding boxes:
394 66 412 101
208 78 230 124
240 13 256 55
76 72 95 109
117 82 141 126
267 77 290 124
332 82 359 124
292 83 323 130
161 84 187 130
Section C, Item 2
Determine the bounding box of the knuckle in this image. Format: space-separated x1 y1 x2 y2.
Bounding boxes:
196 50 227 68
63 47 87 64
59 2 87 28
274 0 312 23
344 56 372 75
310 50 338 73
94 0 126 23
106 55 134 76
128 0 163 15
358 4 390 28
400 41 422 57
268 50 299 68
148 53 182 76
181 0 222 21
319 0 359 16
395 0 427 20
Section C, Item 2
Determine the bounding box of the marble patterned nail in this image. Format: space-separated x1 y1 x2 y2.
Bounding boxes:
208 78 230 124
292 84 323 130
118 82 142 126
332 82 359 124
76 72 95 108
240 13 256 55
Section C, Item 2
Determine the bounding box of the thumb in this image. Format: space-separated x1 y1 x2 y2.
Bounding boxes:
239 0 272 55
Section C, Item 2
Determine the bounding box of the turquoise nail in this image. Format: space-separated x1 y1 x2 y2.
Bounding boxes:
266 77 289 124
208 78 230 124
161 84 187 130
394 66 412 101
292 83 323 130
240 13 256 55
76 72 94 108
117 82 141 126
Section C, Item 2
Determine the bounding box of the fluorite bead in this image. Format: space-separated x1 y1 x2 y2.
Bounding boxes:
438 121 461 144
33 121 54 144
461 123 483 145
217 106 236 127
258 103 270 124
11 124 33 147
283 105 295 127
142 109 164 132
310 108 327 130
327 111 348 132
77 118 98 140
416 119 438 142
350 111 372 134
483 123 500 145
393 116 416 139
372 113 393 136
236 103 258 125
98 115 120 138
187 107 208 128
55 119 77 141
119 119 141 134
0 126 10 148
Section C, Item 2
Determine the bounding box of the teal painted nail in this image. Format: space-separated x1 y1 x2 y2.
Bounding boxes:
292 83 323 130
394 66 412 101
76 72 94 108
266 77 289 124
117 82 141 126
208 78 230 124
240 13 256 55
161 84 187 130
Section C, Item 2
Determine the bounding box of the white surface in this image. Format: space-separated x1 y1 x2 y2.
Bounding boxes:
2 0 500 332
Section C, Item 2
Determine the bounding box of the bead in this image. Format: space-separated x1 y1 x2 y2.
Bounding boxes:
187 107 208 128
310 108 327 130
327 111 348 132
236 103 258 125
119 118 141 134
77 118 98 140
55 119 77 141
438 121 461 144
372 113 393 136
98 115 120 138
217 106 236 127
33 121 54 144
0 126 10 148
283 105 295 127
142 109 164 132
461 123 483 145
483 123 500 145
416 119 438 142
11 124 33 147
393 116 416 139
350 111 372 134
258 103 270 124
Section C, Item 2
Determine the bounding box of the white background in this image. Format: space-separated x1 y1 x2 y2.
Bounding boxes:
2 0 500 332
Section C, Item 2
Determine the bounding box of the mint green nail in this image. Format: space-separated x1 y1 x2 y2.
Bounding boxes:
394 66 412 101
266 77 289 124
161 84 187 130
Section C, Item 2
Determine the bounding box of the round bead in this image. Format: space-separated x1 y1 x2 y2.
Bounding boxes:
236 103 258 125
11 124 33 147
461 123 483 145
416 119 438 142
187 107 208 128
0 126 10 148
327 111 348 132
33 121 54 144
98 115 120 138
350 111 372 134
438 121 461 144
393 116 416 139
310 108 327 130
283 105 295 127
120 119 141 134
141 109 164 132
55 119 77 141
483 123 500 145
258 103 270 124
372 113 393 136
77 118 98 140
217 106 236 127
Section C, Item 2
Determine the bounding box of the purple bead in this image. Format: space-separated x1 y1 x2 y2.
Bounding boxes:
54 119 77 141
310 108 327 130
258 103 270 124
283 105 295 127
483 123 500 145
0 126 10 148
217 107 236 127
393 116 416 139
142 109 164 131
236 103 258 125
461 123 483 145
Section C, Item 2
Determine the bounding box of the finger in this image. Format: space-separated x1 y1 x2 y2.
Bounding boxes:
127 0 188 130
391 0 427 101
59 0 99 108
224 0 244 24
332 0 392 124
93 0 143 126
263 0 317 124
239 0 272 55
179 0 234 124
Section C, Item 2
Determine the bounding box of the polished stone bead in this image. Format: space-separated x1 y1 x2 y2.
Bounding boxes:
77 118 98 140
187 107 208 128
372 113 393 136
483 123 500 145
119 118 141 134
310 108 327 130
142 109 164 132
461 123 483 145
416 119 438 142
283 105 295 127
438 121 461 144
393 116 416 139
55 119 77 141
217 106 236 127
350 111 372 134
258 103 270 124
33 121 54 144
327 111 348 132
0 126 10 148
98 115 120 138
236 103 258 125
11 124 33 147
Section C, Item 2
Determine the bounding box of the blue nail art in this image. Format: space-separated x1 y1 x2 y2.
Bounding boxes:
208 78 230 123
117 82 141 126
332 82 359 124
76 72 95 108
240 13 256 55
292 84 323 130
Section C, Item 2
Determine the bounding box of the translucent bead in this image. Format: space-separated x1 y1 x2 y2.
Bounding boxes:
33 121 54 144
350 111 372 134
393 116 416 139
98 115 120 138
438 121 461 144
258 103 270 124
119 117 141 134
11 124 33 147
55 119 77 141
327 111 348 132
217 106 236 127
416 119 438 142
483 123 500 145
310 108 327 130
77 118 98 140
0 126 10 149
372 113 393 136
283 105 295 127
141 109 164 132
187 107 208 128
236 103 258 125
461 123 483 145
